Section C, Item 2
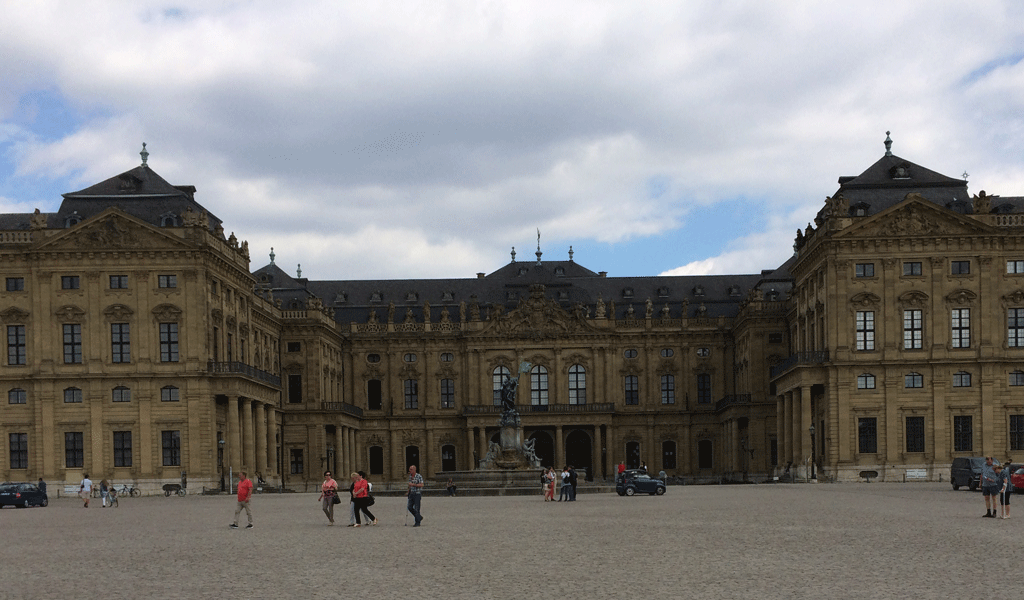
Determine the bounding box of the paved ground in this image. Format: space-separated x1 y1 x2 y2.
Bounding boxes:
0 482 1015 599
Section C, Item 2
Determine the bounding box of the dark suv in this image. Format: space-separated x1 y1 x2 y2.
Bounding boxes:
616 470 666 496
950 457 988 491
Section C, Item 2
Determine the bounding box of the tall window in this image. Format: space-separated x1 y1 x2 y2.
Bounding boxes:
9 433 27 469
953 415 973 452
65 432 84 467
953 371 972 387
697 374 712 404
7 325 25 365
530 366 549 406
858 417 877 454
1009 309 1024 347
288 374 302 403
951 308 970 348
113 431 132 467
1012 371 1024 387
905 416 925 453
568 365 586 405
855 311 875 351
161 430 181 466
61 275 80 289
662 440 677 469
64 387 82 403
158 274 177 288
161 386 179 402
159 323 179 362
367 379 382 410
440 378 455 408
903 310 923 349
404 379 418 409
111 323 130 363
624 375 639 405
63 323 83 363
857 374 876 389
290 449 304 474
661 375 675 404
904 373 923 388
112 386 131 402
8 388 26 404
109 275 129 289
1010 415 1024 452
492 366 511 406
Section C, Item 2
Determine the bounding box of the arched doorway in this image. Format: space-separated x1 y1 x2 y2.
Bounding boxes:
369 446 384 475
565 430 592 475
405 445 420 471
441 444 456 472
528 431 555 468
698 439 713 470
626 441 641 469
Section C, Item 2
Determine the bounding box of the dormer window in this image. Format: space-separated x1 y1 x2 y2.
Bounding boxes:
65 213 81 227
622 288 634 299
558 291 569 301
555 267 565 277
657 287 669 298
766 289 780 301
406 292 418 302
518 267 529 276
159 212 178 227
506 291 517 301
890 164 911 179
729 285 741 297
850 203 870 217
693 285 705 297
441 291 454 302
335 292 347 303
370 291 382 303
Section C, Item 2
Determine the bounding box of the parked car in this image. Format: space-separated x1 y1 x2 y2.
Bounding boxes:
0 482 48 508
950 457 989 491
1008 465 1024 494
616 469 666 496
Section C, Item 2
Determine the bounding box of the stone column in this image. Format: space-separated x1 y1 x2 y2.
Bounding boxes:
555 425 564 468
478 427 489 464
227 397 241 473
776 395 784 474
783 390 794 467
348 427 357 475
255 402 268 477
426 428 435 478
266 408 277 477
241 398 255 473
594 425 604 478
466 427 476 470
800 387 812 475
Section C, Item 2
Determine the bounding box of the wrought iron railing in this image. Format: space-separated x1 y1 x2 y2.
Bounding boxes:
207 361 281 386
715 394 752 412
463 402 615 416
320 402 364 418
769 351 829 379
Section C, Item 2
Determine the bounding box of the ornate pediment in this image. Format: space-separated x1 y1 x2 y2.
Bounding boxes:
0 306 30 323
361 365 383 381
945 289 977 305
54 304 86 322
850 292 881 307
435 365 458 379
898 291 929 308
482 284 593 339
38 211 193 252
1003 289 1024 306
839 195 990 240
103 304 134 321
152 303 182 321
366 434 386 447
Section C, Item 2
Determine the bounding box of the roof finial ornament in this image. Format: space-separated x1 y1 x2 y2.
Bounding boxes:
962 171 969 181
140 142 149 167
269 247 275 265
536 228 542 266
296 264 302 278
511 246 516 262
568 245 574 262
883 131 892 157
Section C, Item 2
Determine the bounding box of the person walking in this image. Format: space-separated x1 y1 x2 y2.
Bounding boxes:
407 465 424 527
79 474 92 508
352 472 377 527
319 471 338 525
37 477 47 503
981 456 1000 518
230 471 254 529
100 479 110 508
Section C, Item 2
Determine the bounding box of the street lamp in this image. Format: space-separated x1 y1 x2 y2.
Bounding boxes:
808 424 816 480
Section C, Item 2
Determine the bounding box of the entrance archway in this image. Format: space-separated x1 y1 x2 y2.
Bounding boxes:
528 431 555 468
626 441 641 469
441 445 456 472
565 430 592 476
697 439 713 470
405 445 420 471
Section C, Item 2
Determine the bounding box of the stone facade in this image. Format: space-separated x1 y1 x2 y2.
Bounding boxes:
1 138 1021 490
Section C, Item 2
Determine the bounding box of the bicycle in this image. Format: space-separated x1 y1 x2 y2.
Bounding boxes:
119 483 141 498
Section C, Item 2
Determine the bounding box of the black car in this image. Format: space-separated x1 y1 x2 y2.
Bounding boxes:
950 457 990 491
616 469 666 496
0 482 48 508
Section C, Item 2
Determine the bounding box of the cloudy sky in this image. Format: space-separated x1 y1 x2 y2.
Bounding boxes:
1 2 1022 280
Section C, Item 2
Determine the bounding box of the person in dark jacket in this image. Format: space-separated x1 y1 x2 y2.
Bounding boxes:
568 466 578 501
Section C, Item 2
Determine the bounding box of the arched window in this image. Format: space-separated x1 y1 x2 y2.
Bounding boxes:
492 366 510 406
531 366 548 406
568 365 586 405
441 444 456 472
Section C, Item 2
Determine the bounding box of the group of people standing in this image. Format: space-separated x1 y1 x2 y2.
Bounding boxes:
541 466 578 501
980 456 1013 519
319 470 377 527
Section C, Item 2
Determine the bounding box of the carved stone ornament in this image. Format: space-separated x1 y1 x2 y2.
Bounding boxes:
898 290 929 308
1003 289 1024 306
103 304 134 321
438 433 457 447
367 434 386 447
850 292 881 308
361 365 383 381
565 353 589 371
54 304 86 322
435 365 458 379
151 303 183 321
401 431 420 446
399 364 419 379
29 208 47 230
0 306 30 323
878 204 941 237
78 215 141 249
945 289 977 305
211 308 223 324
485 284 594 339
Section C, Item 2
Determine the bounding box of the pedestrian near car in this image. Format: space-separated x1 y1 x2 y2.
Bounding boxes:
407 465 424 527
319 471 338 525
352 472 377 527
37 478 47 501
995 464 1011 519
79 474 92 508
981 456 1000 518
230 471 254 529
100 479 110 508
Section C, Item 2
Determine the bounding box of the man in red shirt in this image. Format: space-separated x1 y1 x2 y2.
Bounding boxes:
230 471 254 529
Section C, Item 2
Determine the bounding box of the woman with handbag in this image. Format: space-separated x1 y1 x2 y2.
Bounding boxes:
351 472 377 527
319 471 339 525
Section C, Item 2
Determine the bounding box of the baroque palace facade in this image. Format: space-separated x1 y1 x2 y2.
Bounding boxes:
0 137 1021 491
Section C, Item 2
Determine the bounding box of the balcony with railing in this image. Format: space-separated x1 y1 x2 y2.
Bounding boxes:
715 394 751 412
320 402 364 418
769 351 829 379
463 402 615 416
207 361 281 387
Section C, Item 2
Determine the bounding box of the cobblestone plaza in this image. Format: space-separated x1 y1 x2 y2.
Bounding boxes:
1 483 1012 599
